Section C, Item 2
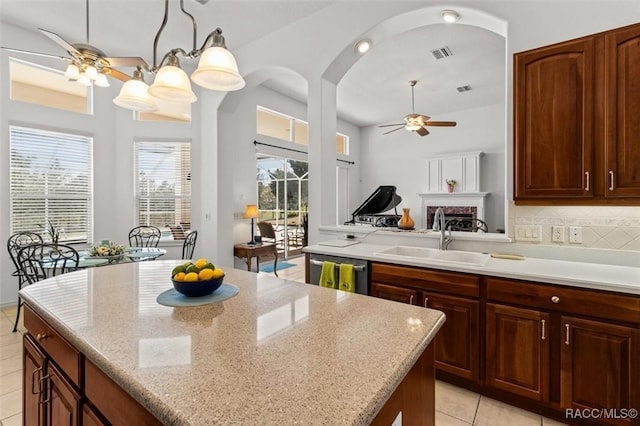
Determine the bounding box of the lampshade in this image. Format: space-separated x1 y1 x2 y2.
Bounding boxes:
64 64 80 80
242 204 260 219
149 65 197 103
77 73 92 86
94 73 110 88
85 65 99 80
191 46 245 91
114 79 158 111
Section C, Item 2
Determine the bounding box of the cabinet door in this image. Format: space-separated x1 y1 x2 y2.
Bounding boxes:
422 292 479 380
371 282 417 305
486 303 550 402
82 403 108 426
605 24 640 198
23 334 46 426
514 37 595 200
561 316 639 424
45 362 81 426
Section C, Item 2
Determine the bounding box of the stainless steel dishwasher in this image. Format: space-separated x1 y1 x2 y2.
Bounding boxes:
307 254 369 295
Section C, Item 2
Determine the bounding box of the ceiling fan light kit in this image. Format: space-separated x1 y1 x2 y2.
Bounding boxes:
378 80 457 137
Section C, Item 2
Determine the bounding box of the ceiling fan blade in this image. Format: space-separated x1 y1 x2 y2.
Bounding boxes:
415 127 429 136
38 28 81 56
425 121 457 127
104 57 149 68
1 47 70 61
378 123 405 128
382 126 404 135
103 68 132 82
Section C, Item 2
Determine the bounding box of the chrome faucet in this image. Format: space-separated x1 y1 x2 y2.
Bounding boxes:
433 207 453 250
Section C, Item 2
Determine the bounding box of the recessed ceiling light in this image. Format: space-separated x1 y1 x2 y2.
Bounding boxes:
355 39 371 54
441 10 461 23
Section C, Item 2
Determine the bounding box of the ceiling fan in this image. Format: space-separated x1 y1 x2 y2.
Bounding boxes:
1 0 147 86
379 80 457 136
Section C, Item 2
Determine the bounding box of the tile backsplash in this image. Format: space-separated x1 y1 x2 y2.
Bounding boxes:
510 203 640 251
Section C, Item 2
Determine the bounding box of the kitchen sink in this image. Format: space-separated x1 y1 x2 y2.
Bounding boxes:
375 246 489 267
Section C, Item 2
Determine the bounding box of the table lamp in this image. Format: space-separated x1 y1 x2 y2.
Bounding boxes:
243 204 260 245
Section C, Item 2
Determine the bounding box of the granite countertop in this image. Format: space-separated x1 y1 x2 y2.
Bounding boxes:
19 260 445 425
304 242 640 295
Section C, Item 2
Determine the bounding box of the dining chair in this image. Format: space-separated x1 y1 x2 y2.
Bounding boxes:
7 231 44 332
445 217 489 233
17 243 80 285
128 226 161 248
182 230 198 260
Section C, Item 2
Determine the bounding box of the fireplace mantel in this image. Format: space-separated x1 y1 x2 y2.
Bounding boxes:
418 192 489 199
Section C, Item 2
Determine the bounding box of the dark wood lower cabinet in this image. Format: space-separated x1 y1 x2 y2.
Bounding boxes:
46 362 80 426
486 303 550 402
561 316 639 425
371 282 418 305
23 335 45 426
423 292 479 381
82 404 108 426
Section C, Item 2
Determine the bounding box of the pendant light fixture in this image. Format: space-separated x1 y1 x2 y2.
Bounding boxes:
113 68 158 111
114 0 245 112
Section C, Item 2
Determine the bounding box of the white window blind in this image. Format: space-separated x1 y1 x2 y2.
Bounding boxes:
10 126 93 243
134 142 191 234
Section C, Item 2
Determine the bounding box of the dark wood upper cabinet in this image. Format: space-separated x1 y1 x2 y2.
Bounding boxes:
605 24 640 198
515 23 640 204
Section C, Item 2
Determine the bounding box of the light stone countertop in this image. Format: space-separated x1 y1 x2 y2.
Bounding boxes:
19 260 445 425
304 242 640 295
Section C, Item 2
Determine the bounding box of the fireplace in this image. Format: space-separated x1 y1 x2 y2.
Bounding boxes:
418 192 489 230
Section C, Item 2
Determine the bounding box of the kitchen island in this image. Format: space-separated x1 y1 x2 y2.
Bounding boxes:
19 260 445 425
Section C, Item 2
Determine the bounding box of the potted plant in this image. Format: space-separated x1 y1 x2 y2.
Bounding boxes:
446 179 457 193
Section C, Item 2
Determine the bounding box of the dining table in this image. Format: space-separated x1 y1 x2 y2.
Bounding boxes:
76 247 167 267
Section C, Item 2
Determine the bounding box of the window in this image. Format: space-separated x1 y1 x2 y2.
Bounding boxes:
134 142 191 240
10 126 93 243
10 58 92 114
256 106 348 153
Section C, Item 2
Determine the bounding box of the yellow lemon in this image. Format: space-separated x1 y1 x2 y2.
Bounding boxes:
198 268 215 281
173 272 186 281
184 272 199 282
211 268 224 279
194 258 207 269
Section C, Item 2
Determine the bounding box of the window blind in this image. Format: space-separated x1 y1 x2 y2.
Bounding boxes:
134 142 191 231
10 126 93 243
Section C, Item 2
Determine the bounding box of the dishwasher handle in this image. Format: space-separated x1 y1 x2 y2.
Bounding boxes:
309 259 366 272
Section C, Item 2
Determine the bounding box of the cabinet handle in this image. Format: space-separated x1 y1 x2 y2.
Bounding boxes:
541 319 546 340
36 333 50 342
565 324 570 345
424 297 428 308
584 172 590 191
31 366 43 395
39 374 50 404
551 296 560 304
609 171 615 191
409 295 414 305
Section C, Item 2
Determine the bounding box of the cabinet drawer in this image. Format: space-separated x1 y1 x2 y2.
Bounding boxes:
85 359 161 425
372 263 479 298
23 305 81 387
486 277 640 324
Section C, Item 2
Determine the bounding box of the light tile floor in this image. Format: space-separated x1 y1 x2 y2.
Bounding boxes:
1 259 568 425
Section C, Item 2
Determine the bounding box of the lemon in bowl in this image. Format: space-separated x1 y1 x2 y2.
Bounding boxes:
171 260 225 297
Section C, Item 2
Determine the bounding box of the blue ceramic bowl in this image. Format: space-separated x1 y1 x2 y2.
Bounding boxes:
172 275 224 297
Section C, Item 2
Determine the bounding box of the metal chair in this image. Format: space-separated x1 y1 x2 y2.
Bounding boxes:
7 231 44 332
182 230 198 260
128 226 161 248
445 217 489 233
17 243 80 284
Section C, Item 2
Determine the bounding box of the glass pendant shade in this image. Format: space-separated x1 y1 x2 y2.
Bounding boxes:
191 46 245 91
78 73 92 86
114 79 158 111
85 65 98 80
149 65 197 103
94 73 110 87
64 64 80 80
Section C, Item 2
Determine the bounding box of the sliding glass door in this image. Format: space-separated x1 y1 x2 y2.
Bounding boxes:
256 155 308 259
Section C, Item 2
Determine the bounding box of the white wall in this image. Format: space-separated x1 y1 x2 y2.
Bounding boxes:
359 103 505 231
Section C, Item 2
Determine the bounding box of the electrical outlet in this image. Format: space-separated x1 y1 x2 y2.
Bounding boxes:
552 226 565 242
569 226 582 244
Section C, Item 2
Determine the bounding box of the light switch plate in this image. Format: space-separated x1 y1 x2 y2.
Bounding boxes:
515 225 542 242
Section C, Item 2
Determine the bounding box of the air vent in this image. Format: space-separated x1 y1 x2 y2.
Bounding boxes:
431 46 453 60
457 85 472 93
